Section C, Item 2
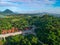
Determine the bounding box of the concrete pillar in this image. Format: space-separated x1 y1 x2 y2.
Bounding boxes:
0 37 2 41
3 37 6 41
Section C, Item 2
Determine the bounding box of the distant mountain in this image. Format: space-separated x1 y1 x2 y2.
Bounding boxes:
3 9 13 13
0 9 60 17
0 9 16 15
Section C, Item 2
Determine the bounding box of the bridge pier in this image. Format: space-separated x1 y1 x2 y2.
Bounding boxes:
0 37 2 41
3 37 6 41
0 37 6 41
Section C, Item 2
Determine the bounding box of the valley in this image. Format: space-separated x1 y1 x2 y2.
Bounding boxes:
0 14 60 45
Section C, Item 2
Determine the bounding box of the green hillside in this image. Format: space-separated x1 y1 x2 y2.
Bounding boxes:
0 15 6 18
0 15 60 45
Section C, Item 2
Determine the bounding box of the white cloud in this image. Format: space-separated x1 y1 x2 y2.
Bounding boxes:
0 0 56 7
0 0 60 14
44 0 56 4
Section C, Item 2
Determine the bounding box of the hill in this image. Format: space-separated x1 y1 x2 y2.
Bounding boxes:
3 9 13 13
0 9 60 17
0 9 15 15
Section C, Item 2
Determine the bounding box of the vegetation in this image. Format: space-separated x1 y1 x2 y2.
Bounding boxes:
0 15 60 45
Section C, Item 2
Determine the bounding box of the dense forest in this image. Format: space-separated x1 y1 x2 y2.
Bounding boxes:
0 15 60 45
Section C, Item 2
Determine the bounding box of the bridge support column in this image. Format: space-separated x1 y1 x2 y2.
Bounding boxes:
3 37 6 41
0 37 2 41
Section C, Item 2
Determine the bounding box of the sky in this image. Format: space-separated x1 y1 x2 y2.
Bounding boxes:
0 0 60 14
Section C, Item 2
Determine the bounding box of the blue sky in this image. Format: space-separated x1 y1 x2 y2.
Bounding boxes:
0 0 60 14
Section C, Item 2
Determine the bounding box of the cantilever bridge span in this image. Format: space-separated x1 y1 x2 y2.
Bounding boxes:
0 25 35 41
0 31 23 41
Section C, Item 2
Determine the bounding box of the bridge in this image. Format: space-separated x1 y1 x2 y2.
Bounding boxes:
0 25 44 45
0 25 35 41
0 31 22 41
